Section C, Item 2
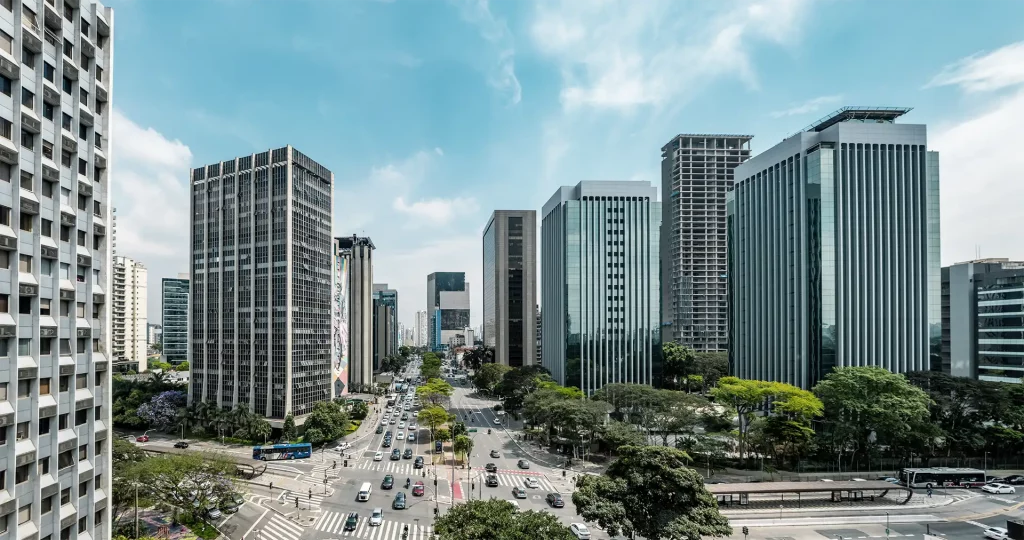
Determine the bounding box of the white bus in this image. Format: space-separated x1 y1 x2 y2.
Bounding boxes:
898 467 986 488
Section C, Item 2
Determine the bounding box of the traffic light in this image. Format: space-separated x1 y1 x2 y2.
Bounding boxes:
742 527 749 537
344 459 348 467
308 489 312 500
295 497 299 508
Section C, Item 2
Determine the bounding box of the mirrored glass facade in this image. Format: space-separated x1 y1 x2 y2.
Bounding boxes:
162 276 189 364
728 108 940 389
541 182 661 395
482 210 537 367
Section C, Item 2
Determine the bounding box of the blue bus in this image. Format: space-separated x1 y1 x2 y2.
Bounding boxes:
252 443 312 461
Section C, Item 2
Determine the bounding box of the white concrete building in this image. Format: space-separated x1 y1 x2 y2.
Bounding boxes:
415 310 428 347
112 255 147 372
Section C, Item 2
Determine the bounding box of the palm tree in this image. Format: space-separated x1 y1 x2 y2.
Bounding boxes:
251 416 272 445
453 434 473 466
229 405 252 437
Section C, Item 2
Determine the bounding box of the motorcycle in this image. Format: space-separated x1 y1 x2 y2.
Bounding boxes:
405 478 411 489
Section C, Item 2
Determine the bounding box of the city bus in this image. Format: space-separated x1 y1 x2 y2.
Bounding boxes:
898 467 986 488
252 443 312 461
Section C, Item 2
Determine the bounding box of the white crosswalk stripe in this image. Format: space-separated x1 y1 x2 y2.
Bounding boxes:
315 511 433 539
488 473 555 491
281 489 326 509
257 513 303 540
357 461 427 476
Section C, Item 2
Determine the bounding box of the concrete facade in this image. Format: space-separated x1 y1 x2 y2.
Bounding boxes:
335 236 374 391
427 272 469 351
482 210 537 367
112 255 146 372
660 134 751 351
189 147 334 424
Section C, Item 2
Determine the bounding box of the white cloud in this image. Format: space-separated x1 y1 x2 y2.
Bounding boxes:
454 0 521 105
392 196 479 224
531 0 810 111
770 94 843 118
110 109 194 321
926 41 1024 93
929 41 1024 263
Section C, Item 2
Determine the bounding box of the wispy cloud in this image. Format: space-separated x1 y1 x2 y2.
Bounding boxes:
926 41 1024 93
531 0 811 111
392 196 479 224
454 0 521 105
770 94 843 118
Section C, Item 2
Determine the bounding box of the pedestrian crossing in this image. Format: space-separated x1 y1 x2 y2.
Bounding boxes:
256 513 304 540
280 489 327 509
304 462 343 488
315 511 434 539
356 460 428 476
467 473 556 492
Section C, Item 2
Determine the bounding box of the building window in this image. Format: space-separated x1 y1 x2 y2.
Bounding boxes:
0 294 6 312
40 298 50 315
43 101 54 121
20 129 34 149
18 297 30 315
60 487 70 506
41 496 51 515
0 382 6 400
59 262 69 279
0 29 12 55
79 88 88 107
59 225 70 242
21 88 34 110
93 200 101 215
58 449 73 469
75 302 84 318
78 158 87 176
77 444 87 461
62 38 72 58
43 62 54 83
21 47 33 67
38 416 49 433
17 504 29 525
60 187 70 205
59 339 70 356
0 206 8 225
42 140 53 159
16 378 29 398
39 377 50 395
61 112 71 131
0 76 9 97
20 171 32 191
59 300 68 317
19 213 32 232
15 462 28 482
76 230 85 246
76 265 85 282
96 66 103 83
18 254 31 273
42 180 53 198
0 251 9 270
41 218 52 238
15 421 28 441
0 117 12 139
78 123 88 142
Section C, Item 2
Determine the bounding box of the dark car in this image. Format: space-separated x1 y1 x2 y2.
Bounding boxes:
414 456 424 469
517 459 530 469
486 474 499 487
485 463 498 473
344 512 359 531
546 492 564 508
512 486 527 499
412 482 425 496
391 449 401 460
1005 475 1024 485
392 492 407 510
403 448 413 459
174 441 189 449
385 431 393 438
376 425 384 434
382 475 394 490
490 450 500 458
382 439 392 448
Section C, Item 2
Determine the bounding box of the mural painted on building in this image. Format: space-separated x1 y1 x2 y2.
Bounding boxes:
333 253 350 396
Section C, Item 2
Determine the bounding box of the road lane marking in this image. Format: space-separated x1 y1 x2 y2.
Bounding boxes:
241 507 269 540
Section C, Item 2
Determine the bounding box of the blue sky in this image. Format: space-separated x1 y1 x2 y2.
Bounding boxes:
107 0 1024 328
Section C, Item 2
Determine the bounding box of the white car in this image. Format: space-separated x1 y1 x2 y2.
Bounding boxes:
984 527 1009 540
570 523 592 539
374 451 384 462
398 421 406 429
409 423 418 430
397 432 405 440
390 418 397 424
369 508 384 526
983 483 1016 494
335 442 352 452
407 433 416 442
524 478 539 488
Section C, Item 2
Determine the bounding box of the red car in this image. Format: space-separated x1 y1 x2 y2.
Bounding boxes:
412 481 425 497
135 435 149 442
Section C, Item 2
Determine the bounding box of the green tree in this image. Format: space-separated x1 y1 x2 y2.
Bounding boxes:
136 452 242 523
417 378 455 407
472 363 511 394
303 401 351 445
421 355 443 380
599 420 647 455
399 345 411 358
174 361 190 371
451 421 467 439
648 390 706 447
692 352 728 390
435 427 452 445
434 499 575 540
661 342 695 388
814 367 932 469
573 445 730 540
418 406 452 438
282 413 297 441
349 401 370 420
251 416 272 444
710 377 770 460
150 360 173 371
495 365 553 416
453 434 474 463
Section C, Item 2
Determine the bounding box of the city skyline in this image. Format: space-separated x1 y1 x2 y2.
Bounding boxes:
104 0 1024 329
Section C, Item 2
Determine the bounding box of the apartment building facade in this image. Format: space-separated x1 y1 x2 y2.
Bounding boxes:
111 255 145 372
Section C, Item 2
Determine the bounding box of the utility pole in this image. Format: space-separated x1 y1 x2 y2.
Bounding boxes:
134 482 139 539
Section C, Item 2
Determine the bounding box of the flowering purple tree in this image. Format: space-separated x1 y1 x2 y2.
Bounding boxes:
137 390 187 430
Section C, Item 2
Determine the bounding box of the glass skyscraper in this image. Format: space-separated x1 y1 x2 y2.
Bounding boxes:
727 107 941 389
161 274 189 364
482 210 537 367
541 181 661 395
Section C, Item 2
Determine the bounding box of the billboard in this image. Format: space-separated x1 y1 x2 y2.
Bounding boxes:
332 250 350 396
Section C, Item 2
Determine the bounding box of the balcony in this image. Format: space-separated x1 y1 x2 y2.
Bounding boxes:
44 3 61 30
22 18 43 53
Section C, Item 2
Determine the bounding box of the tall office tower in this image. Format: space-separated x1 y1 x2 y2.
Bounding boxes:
415 310 428 347
0 1 117 537
482 210 537 367
541 181 662 394
372 284 398 369
535 306 542 364
112 256 147 372
728 107 941 389
427 272 470 351
941 259 1024 379
660 135 751 350
189 147 333 424
147 323 161 346
334 236 373 393
161 274 189 365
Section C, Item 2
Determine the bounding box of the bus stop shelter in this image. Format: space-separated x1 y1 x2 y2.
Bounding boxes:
706 481 913 507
